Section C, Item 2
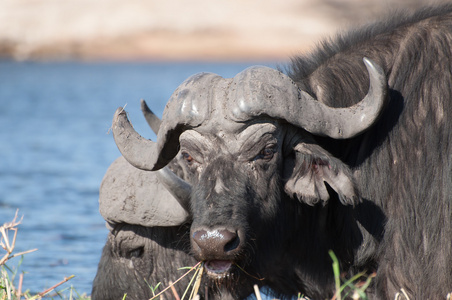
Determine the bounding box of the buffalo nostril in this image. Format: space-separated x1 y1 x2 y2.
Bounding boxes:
192 229 240 257
224 232 240 252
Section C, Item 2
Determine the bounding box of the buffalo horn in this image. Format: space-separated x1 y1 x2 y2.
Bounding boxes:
231 57 388 139
157 167 192 211
140 99 162 134
140 100 192 209
114 107 192 209
112 108 165 170
113 73 219 171
302 57 388 138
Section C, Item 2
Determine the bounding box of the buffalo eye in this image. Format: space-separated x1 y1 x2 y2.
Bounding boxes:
182 151 194 164
254 145 276 161
127 246 144 259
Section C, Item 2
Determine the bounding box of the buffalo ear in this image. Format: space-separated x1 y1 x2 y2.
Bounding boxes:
99 156 189 228
284 143 360 206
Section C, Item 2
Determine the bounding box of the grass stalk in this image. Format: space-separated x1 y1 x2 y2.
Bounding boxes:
188 265 203 300
1 211 85 300
169 281 180 300
329 250 342 300
148 261 202 300
253 285 263 300
180 263 201 300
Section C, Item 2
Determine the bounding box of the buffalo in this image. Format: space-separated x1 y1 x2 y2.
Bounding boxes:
92 5 452 300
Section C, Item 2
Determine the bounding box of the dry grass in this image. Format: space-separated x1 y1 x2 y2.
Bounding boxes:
5 211 449 300
0 211 88 300
0 210 374 300
145 251 369 300
146 262 203 300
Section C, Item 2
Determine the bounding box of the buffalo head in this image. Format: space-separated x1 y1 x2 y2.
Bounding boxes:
109 58 387 293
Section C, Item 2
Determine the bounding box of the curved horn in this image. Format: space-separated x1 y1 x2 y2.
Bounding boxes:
302 57 388 138
157 167 192 211
114 106 192 209
230 57 388 139
113 73 222 171
112 108 166 170
139 100 192 209
141 99 162 134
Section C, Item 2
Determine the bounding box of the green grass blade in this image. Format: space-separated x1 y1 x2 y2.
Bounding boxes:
329 250 341 300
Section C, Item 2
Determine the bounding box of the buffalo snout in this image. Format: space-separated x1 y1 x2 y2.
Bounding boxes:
192 228 241 260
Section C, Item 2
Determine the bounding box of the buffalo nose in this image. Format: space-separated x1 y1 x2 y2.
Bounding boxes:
192 229 240 258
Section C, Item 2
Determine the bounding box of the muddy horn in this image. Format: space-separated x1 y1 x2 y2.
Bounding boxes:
140 99 192 209
113 73 220 172
112 108 165 170
140 99 162 134
230 57 388 139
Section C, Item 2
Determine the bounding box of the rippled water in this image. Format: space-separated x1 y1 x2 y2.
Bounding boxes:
0 60 278 296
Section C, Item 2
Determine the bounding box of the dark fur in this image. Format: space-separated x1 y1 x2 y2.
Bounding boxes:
179 128 367 299
93 6 452 299
91 224 197 300
287 4 452 299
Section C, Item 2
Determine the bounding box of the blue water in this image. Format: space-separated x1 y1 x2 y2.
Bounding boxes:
0 60 280 296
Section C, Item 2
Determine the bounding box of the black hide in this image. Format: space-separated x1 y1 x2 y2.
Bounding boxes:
93 5 452 300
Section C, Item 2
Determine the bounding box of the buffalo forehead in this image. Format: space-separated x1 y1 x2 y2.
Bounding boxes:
228 65 300 122
162 66 296 128
162 73 231 129
180 121 281 155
